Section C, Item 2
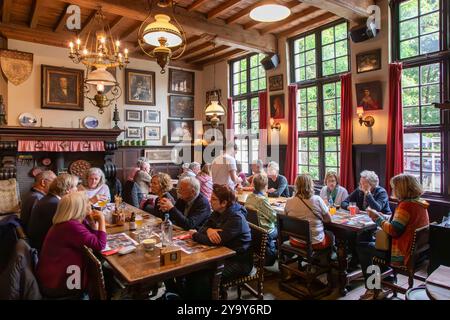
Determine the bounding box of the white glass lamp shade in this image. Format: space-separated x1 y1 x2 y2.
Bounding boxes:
205 100 226 117
249 4 291 22
143 14 183 48
85 67 117 87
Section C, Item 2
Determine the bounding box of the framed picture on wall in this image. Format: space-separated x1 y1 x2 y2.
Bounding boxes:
270 94 285 119
144 110 160 123
268 74 283 91
125 110 142 122
125 68 156 105
126 127 142 139
168 68 195 95
168 119 194 143
144 148 178 164
169 95 194 118
144 126 161 140
356 49 381 73
41 65 84 111
356 81 382 110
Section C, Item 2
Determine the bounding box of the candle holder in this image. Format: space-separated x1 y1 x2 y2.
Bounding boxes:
112 103 120 129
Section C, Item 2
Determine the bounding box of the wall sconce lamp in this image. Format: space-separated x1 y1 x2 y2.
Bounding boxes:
357 106 375 127
270 118 281 131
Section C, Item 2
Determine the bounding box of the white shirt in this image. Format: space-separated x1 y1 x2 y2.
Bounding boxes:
211 153 237 190
284 195 329 244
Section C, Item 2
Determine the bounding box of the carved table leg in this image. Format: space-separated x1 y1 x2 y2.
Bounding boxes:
336 238 349 296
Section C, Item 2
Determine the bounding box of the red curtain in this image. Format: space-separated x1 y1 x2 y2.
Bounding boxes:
258 91 268 161
284 84 298 184
339 73 355 192
386 62 404 194
226 97 234 142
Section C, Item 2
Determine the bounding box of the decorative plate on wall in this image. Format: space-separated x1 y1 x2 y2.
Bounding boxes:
83 116 99 129
69 159 91 178
18 113 37 127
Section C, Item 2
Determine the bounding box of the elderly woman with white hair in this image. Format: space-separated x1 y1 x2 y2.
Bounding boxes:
341 170 391 215
82 167 111 204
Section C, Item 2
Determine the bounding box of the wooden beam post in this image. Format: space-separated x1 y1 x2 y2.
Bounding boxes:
2 0 13 24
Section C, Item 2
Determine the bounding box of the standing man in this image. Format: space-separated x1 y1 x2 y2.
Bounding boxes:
211 143 242 190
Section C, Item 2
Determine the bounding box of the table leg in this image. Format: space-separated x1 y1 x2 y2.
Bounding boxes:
336 238 349 296
211 260 225 300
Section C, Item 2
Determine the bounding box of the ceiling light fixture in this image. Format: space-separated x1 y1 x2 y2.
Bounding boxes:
249 4 291 22
205 40 226 128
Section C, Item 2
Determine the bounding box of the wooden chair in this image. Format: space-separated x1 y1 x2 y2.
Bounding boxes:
373 225 430 296
245 207 260 227
83 246 107 300
220 223 268 300
277 214 332 299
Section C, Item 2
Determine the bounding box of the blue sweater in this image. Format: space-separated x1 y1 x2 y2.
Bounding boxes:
341 186 392 215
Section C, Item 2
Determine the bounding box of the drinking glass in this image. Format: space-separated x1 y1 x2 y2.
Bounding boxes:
349 202 357 216
135 214 143 228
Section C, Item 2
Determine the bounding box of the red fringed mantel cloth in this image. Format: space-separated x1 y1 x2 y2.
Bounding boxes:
18 140 105 152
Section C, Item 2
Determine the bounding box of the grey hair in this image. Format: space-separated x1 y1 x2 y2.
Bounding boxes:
189 162 200 171
180 176 200 198
182 163 190 169
360 170 379 188
267 161 280 173
85 167 106 187
137 157 147 166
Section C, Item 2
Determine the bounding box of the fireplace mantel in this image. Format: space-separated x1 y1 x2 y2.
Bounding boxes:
0 126 122 141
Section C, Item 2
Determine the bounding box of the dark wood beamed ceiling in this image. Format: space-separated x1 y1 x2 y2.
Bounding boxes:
0 0 349 69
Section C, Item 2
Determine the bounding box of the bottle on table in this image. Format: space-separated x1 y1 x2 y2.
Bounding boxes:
161 213 173 247
129 212 136 231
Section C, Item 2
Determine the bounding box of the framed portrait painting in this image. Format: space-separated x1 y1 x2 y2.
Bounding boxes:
356 81 382 110
125 110 142 122
126 127 142 139
144 110 160 123
144 126 161 140
125 69 156 106
169 95 194 118
356 49 381 73
270 94 285 119
41 65 84 111
168 68 195 95
269 75 283 91
168 119 194 143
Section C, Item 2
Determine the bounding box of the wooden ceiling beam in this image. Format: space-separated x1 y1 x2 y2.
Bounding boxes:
295 0 373 21
226 0 300 25
109 16 126 34
260 6 319 35
119 22 140 41
0 22 74 47
206 0 241 20
53 0 276 53
78 10 97 37
2 0 12 24
29 0 43 29
195 48 244 66
182 41 214 57
184 45 229 63
277 12 339 37
132 49 203 71
187 0 209 11
54 4 70 32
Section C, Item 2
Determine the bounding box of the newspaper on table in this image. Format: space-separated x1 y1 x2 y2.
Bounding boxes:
103 232 138 252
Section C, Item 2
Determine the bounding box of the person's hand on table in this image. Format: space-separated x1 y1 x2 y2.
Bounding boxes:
206 228 222 244
268 188 276 193
90 194 107 204
158 197 174 212
366 208 381 222
187 229 197 237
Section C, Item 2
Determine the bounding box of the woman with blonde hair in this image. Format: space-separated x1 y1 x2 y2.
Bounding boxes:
36 191 106 298
319 171 348 206
357 173 430 300
150 172 175 218
284 174 333 250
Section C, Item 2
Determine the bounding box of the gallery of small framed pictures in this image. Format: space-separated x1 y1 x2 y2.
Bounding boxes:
125 110 142 122
144 110 160 123
144 126 161 140
126 127 142 139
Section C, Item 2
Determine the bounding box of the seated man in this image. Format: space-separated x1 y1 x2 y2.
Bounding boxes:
21 170 56 230
267 161 290 198
158 177 211 230
341 170 392 215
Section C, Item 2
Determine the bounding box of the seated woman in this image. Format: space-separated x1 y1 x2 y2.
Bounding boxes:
244 173 277 266
357 173 430 300
149 172 175 218
284 174 333 250
319 171 349 207
196 163 213 200
81 167 111 204
180 184 252 299
28 173 79 252
246 159 265 187
341 170 391 215
36 191 107 298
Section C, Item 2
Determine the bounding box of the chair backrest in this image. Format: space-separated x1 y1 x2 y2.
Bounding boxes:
122 180 140 207
82 246 107 300
409 225 430 268
277 213 312 257
246 207 260 227
249 222 268 269
288 185 295 197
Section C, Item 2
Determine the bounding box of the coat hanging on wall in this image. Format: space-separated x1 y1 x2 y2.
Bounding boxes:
0 49 33 86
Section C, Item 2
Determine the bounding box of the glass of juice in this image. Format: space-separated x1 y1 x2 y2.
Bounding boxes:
349 202 357 216
329 206 336 215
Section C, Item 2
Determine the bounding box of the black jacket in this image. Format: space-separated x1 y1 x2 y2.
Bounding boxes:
341 186 392 215
20 188 45 230
268 175 290 197
28 194 60 252
151 192 175 219
193 202 251 257
168 193 211 230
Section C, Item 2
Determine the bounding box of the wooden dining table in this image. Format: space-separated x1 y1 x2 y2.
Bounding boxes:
237 191 377 295
425 265 450 300
103 203 235 299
